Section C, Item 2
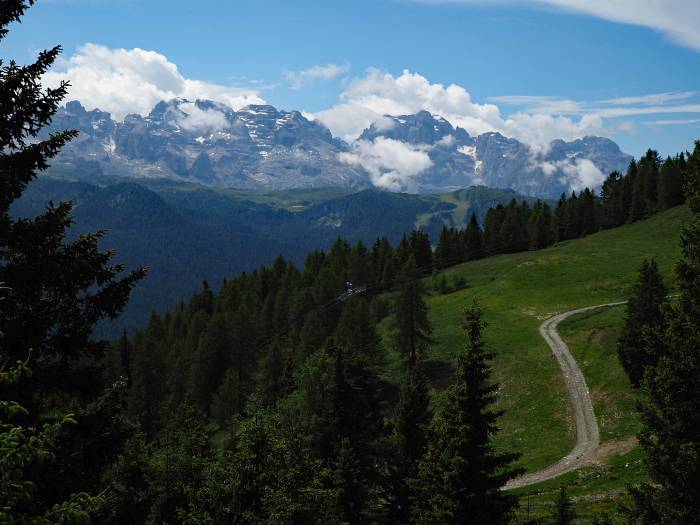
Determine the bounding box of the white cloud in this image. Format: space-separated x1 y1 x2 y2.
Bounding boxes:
536 0 700 53
561 158 606 191
284 63 350 90
176 102 228 132
43 43 265 120
338 137 433 191
533 157 605 191
645 118 700 127
313 68 607 145
599 91 696 106
415 0 700 52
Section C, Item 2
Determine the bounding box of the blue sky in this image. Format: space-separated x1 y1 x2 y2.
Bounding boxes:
5 0 700 156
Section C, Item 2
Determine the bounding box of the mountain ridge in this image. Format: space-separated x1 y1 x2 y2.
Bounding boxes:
43 98 633 199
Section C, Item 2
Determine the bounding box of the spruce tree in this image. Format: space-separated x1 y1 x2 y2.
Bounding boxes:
657 156 684 210
387 362 432 524
434 225 453 270
464 212 484 260
393 256 432 365
628 179 700 523
410 229 434 273
0 3 145 513
412 304 522 524
617 259 668 387
0 0 145 403
483 204 505 254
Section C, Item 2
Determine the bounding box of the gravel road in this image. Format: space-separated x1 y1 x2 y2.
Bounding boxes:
505 302 626 490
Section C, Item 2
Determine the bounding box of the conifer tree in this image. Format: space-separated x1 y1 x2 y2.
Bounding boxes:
617 259 668 387
387 362 431 524
464 212 484 260
434 225 454 270
628 178 700 523
600 171 626 229
528 200 553 250
657 156 684 210
393 256 432 365
579 188 599 236
410 229 434 273
0 0 145 406
483 204 505 254
412 304 521 524
687 141 700 187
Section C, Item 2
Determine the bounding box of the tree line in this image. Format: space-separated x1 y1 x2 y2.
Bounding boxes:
434 149 689 268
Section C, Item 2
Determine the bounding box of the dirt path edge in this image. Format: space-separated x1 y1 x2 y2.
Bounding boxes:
504 302 627 490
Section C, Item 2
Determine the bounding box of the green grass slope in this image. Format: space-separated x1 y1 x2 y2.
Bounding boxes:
380 205 689 475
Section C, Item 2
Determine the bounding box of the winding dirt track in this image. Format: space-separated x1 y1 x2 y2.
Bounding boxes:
504 302 627 490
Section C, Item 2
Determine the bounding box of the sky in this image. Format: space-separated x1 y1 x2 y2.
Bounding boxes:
4 0 700 157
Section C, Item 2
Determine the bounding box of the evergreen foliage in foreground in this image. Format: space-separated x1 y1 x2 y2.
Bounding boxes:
617 258 669 387
0 1 143 519
627 147 700 524
411 304 522 524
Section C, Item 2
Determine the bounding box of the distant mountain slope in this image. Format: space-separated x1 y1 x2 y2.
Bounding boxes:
42 99 633 199
13 177 537 335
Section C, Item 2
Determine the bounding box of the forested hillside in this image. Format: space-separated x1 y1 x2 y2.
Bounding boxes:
13 177 539 335
3 2 700 524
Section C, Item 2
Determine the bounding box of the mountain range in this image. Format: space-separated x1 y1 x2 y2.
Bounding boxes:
43 99 633 199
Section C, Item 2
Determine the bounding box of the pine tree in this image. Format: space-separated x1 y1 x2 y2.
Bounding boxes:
410 229 434 273
0 0 145 407
528 201 553 250
579 188 599 236
464 212 484 260
639 149 660 213
600 171 626 229
189 313 232 413
387 363 432 524
629 170 647 221
483 204 505 254
617 259 668 387
687 141 700 187
628 178 700 523
0 306 105 522
210 367 242 424
412 304 522 524
657 156 684 210
393 256 432 365
434 225 453 270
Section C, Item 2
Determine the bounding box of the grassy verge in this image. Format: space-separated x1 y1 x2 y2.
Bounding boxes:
558 305 640 443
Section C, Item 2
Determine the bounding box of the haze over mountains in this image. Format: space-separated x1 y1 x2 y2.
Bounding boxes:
44 98 633 199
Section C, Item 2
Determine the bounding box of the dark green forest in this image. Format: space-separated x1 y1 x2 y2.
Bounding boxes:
2 2 700 524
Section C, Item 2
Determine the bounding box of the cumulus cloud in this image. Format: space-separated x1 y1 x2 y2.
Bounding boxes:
560 158 605 191
43 43 265 120
176 102 228 132
284 63 350 90
313 68 606 145
533 157 605 191
338 137 433 191
415 0 700 52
